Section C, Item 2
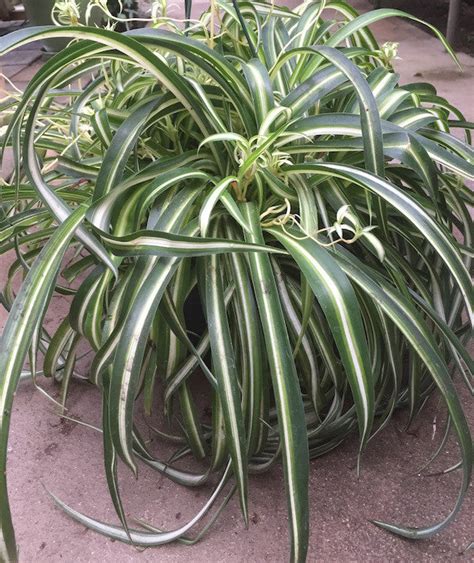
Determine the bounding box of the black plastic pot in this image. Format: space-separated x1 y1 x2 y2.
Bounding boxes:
23 0 103 52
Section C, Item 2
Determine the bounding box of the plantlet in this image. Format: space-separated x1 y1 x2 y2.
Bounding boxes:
0 1 472 561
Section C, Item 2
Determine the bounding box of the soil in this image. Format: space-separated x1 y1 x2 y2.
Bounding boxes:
373 0 474 55
6 374 474 562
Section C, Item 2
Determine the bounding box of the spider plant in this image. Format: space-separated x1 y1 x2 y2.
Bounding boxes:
0 0 473 560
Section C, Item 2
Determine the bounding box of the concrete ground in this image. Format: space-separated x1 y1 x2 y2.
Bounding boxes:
1 1 473 561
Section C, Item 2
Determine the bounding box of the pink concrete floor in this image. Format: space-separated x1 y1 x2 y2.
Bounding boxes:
1 1 473 561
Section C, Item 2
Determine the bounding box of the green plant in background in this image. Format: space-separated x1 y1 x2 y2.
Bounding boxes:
0 0 473 560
